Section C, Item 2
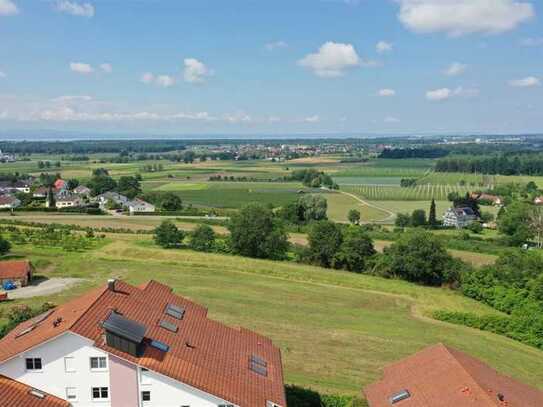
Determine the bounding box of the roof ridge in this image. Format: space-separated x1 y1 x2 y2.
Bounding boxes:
441 345 498 406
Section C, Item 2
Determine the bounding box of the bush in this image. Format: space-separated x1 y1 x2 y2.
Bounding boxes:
228 203 289 260
154 221 185 248
333 227 376 273
189 224 216 252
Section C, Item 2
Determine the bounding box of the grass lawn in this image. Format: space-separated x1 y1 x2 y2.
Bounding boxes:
3 237 541 397
324 192 390 223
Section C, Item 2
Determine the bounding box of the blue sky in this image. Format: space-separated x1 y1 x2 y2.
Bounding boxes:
0 0 542 136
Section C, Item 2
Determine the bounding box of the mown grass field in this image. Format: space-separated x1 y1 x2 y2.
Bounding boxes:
2 237 541 397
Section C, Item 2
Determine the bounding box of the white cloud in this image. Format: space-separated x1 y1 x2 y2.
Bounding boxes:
426 86 479 101
378 89 396 97
0 0 18 16
384 116 400 123
509 76 540 87
265 41 288 51
70 62 94 74
298 42 360 78
140 72 155 84
100 63 112 73
376 41 393 54
426 88 452 101
156 75 176 88
304 115 320 123
444 62 467 76
397 0 535 37
183 58 212 84
56 0 94 17
520 37 543 47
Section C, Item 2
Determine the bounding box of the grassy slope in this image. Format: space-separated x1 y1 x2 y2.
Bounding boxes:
4 237 542 396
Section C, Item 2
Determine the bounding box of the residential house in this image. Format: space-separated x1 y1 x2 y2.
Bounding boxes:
364 343 543 407
0 149 16 163
0 260 33 288
54 179 67 191
55 194 83 209
96 192 130 210
442 207 478 228
73 185 91 197
0 180 31 194
0 279 286 407
128 198 155 215
0 195 21 209
470 192 502 206
0 374 69 406
534 196 543 205
33 186 49 199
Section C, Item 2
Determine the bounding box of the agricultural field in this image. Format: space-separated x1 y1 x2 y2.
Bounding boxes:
2 236 542 397
343 184 472 201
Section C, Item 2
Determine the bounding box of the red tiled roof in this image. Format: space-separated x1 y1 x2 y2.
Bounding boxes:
0 280 286 407
0 260 31 280
364 343 543 407
0 195 18 205
0 375 70 407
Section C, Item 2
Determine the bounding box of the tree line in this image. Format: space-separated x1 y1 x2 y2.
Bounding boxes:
435 153 543 176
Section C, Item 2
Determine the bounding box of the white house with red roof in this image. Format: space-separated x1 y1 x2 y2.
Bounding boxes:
0 279 286 407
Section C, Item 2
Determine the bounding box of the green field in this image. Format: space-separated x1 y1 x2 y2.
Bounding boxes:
3 236 542 397
343 184 472 201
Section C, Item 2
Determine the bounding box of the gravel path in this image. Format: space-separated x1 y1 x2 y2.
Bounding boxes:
5 278 84 299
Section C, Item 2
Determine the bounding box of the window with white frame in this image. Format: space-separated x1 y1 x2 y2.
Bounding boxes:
64 356 76 373
90 356 107 370
25 358 42 371
91 387 109 400
66 387 77 401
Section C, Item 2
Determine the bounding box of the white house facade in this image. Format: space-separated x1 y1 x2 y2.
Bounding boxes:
0 280 286 407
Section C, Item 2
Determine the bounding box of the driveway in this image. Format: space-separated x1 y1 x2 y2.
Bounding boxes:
4 278 84 299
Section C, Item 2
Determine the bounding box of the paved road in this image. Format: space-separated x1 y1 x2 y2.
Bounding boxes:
4 278 84 299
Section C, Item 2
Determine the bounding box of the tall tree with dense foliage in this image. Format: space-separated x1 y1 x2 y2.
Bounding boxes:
347 209 361 225
411 209 426 227
428 199 438 228
334 227 376 272
307 221 343 268
497 201 534 246
88 171 117 196
382 230 461 286
117 176 142 199
0 235 11 256
189 224 216 252
298 195 328 222
228 203 289 260
154 221 185 248
395 213 411 227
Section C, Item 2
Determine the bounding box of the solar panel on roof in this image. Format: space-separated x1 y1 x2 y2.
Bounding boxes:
150 340 170 352
159 319 178 333
249 363 268 377
103 312 147 343
165 304 185 320
250 354 267 367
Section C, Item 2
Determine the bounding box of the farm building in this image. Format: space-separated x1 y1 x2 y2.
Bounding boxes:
0 279 286 407
0 260 33 287
443 207 478 228
0 195 21 209
364 343 543 407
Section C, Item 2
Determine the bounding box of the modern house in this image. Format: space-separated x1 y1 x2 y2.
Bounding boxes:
0 279 286 407
128 199 155 215
442 207 478 228
96 192 131 209
0 194 21 209
0 260 33 288
364 343 543 407
55 195 83 209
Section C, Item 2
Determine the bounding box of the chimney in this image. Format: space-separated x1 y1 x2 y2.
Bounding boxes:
107 279 116 292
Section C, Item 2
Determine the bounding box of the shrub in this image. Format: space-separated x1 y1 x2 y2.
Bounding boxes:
189 224 216 252
154 221 185 248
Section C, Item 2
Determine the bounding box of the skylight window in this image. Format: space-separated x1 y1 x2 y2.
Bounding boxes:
159 319 178 333
249 355 268 377
389 390 411 405
165 304 185 320
150 340 170 352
